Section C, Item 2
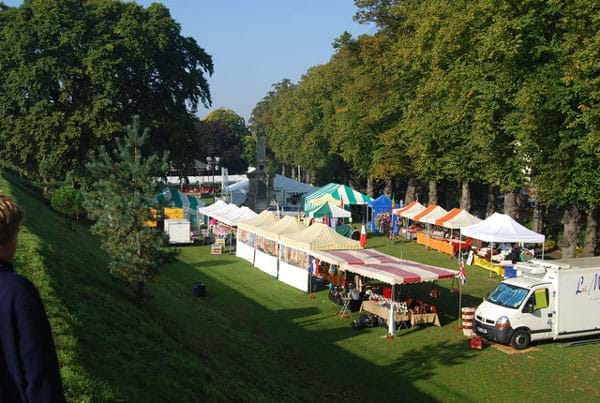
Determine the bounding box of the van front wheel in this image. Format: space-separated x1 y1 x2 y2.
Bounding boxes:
510 329 531 350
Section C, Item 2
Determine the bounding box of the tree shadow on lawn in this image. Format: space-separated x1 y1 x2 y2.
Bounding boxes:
167 251 481 402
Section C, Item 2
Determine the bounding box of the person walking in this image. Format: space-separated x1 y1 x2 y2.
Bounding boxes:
0 194 66 402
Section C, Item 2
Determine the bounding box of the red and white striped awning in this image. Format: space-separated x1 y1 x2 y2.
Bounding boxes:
340 260 458 285
311 249 401 266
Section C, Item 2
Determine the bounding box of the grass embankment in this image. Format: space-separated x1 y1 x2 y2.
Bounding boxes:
0 172 330 402
3 170 600 401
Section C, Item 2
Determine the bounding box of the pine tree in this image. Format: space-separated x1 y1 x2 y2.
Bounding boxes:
85 116 170 303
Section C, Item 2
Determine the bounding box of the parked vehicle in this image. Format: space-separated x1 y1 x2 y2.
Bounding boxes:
474 257 600 349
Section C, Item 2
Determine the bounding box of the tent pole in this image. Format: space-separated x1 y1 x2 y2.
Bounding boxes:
458 229 463 328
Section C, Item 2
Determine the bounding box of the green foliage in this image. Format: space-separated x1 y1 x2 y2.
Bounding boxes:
201 108 253 170
254 0 598 216
50 186 84 221
84 116 170 301
0 0 213 185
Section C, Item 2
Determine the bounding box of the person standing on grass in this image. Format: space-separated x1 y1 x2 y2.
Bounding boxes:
0 194 66 403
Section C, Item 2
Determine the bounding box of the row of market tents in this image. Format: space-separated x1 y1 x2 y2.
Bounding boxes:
232 210 458 293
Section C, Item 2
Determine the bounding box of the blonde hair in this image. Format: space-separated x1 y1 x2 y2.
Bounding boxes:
0 194 24 245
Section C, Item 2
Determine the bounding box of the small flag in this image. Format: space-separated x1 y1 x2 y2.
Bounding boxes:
323 214 329 226
360 224 367 247
340 199 345 210
459 260 467 285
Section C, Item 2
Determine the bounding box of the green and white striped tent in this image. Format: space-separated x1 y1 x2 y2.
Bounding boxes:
155 187 205 210
304 183 371 212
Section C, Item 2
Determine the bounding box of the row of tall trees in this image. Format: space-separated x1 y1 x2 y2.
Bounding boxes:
251 0 599 257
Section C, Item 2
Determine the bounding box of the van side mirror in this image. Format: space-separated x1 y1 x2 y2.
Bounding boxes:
523 301 534 314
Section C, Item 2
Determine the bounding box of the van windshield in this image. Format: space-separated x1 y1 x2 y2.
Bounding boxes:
487 283 529 309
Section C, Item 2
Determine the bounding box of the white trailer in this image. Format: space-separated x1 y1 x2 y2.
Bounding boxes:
474 256 600 349
164 219 192 244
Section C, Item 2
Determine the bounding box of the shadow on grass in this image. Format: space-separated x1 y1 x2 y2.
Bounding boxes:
165 250 481 402
3 171 482 401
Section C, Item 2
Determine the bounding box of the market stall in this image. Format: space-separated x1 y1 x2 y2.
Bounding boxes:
253 216 306 277
460 212 545 275
394 200 426 239
224 174 315 208
236 211 279 264
368 194 393 233
414 205 450 252
278 223 362 292
304 183 372 212
339 259 458 335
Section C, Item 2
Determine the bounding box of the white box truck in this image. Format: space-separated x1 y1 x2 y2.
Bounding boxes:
474 256 600 349
163 219 191 244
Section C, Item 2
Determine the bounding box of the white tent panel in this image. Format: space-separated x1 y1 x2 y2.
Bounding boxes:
278 261 309 292
461 212 545 243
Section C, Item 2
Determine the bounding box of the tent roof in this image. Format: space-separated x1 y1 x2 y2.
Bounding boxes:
395 200 426 219
255 216 306 240
217 206 257 226
340 260 458 285
156 187 206 210
414 205 448 224
198 199 227 215
435 208 481 229
461 212 545 243
237 210 279 231
307 201 351 218
368 194 392 208
279 223 362 251
304 183 371 211
225 174 315 194
205 203 239 220
311 249 401 266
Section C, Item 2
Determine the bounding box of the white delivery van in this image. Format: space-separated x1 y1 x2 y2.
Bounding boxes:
474 256 600 349
163 219 192 244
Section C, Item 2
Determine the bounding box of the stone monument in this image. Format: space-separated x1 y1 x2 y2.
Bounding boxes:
246 128 271 212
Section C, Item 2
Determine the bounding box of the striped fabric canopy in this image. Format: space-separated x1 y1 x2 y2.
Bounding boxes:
311 249 402 266
414 205 448 224
394 200 426 219
340 260 458 285
156 187 205 210
304 183 372 211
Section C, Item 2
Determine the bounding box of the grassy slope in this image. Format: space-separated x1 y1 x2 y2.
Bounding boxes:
3 170 600 401
0 172 331 402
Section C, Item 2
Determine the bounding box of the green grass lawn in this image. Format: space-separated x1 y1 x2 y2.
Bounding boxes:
2 170 599 402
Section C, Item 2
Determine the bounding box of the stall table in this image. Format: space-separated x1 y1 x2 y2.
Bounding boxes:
360 300 440 327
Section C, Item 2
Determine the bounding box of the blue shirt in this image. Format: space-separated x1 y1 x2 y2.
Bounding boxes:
0 261 65 402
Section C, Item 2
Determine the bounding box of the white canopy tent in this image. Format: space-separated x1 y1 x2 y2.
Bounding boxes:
461 212 545 258
235 211 279 264
394 200 426 219
253 216 306 277
278 223 362 291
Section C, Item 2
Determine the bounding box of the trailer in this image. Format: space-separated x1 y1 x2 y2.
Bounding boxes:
163 219 192 244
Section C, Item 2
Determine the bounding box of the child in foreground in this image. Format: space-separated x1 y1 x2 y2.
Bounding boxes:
0 194 65 402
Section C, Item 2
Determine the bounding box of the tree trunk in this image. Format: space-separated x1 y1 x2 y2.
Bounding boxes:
405 177 416 204
366 177 374 198
135 281 145 305
503 191 517 218
560 205 581 259
459 181 471 212
486 185 496 217
384 177 393 197
583 206 598 257
531 202 544 234
428 180 438 205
